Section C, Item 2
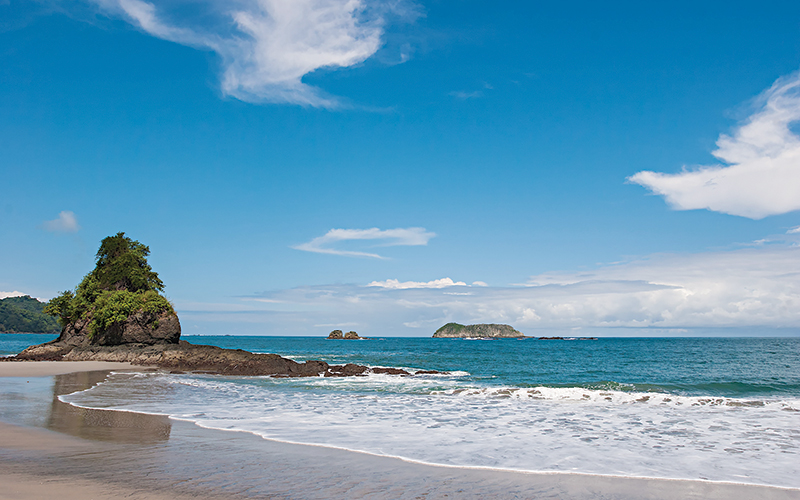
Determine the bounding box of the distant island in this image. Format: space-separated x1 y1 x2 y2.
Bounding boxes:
432 323 524 338
0 295 59 333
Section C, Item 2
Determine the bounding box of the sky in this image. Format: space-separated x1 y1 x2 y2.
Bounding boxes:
1 0 800 337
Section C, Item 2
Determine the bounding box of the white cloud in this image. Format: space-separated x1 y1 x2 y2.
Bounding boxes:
788 226 800 234
0 291 27 300
87 0 414 107
629 69 800 219
368 277 466 289
293 227 435 258
41 211 80 233
449 90 482 100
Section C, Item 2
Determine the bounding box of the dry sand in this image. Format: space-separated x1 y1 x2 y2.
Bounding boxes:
1 361 799 500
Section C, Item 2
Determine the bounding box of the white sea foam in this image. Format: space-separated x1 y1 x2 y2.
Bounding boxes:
61 372 800 488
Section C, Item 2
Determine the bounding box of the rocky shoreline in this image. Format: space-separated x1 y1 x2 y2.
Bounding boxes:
6 340 434 378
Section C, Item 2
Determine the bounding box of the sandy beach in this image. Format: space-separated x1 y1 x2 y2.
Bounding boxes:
1 361 799 500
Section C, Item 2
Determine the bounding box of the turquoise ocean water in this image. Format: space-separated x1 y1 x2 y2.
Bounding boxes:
2 334 799 487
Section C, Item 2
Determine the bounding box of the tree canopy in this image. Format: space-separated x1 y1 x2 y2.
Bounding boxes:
92 232 164 292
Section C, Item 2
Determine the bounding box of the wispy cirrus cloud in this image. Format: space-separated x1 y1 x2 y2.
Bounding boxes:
41 211 80 233
448 90 482 100
629 69 800 219
86 0 419 108
368 277 466 289
293 227 436 258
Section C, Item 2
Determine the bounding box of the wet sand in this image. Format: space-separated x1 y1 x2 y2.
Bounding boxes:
0 360 151 377
1 362 799 499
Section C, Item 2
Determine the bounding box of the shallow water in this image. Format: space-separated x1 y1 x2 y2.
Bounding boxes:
3 335 800 487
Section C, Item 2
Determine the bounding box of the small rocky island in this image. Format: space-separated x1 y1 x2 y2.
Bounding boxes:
327 330 362 339
432 323 524 338
9 233 423 378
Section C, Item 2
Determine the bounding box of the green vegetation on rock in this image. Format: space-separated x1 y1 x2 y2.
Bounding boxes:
0 295 60 333
432 323 524 338
434 323 465 335
44 232 174 338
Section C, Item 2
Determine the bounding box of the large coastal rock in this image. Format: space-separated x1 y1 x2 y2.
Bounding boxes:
432 323 524 338
58 310 181 347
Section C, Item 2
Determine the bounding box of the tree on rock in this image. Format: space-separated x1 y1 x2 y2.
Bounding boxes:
44 233 180 346
93 232 164 292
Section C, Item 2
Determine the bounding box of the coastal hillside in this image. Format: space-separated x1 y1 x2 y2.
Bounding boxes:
432 323 524 338
0 295 59 333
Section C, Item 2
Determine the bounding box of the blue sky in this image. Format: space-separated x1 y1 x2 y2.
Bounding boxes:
2 0 800 336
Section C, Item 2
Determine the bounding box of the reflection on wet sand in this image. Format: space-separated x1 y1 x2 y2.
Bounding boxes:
47 371 171 443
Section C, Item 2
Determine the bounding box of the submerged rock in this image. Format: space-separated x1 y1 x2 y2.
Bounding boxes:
432 323 524 338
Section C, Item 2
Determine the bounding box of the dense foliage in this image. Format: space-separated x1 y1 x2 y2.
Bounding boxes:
44 233 173 336
0 295 60 333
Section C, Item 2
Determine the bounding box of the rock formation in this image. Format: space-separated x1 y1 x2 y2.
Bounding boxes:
432 323 524 338
327 330 344 339
327 329 362 339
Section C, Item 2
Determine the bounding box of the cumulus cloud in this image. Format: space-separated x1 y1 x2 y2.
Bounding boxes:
629 70 800 219
87 0 416 107
41 211 80 233
788 226 800 234
0 291 27 300
179 244 800 336
367 277 467 289
293 227 435 258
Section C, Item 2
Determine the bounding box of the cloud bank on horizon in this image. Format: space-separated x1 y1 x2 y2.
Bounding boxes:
293 227 436 258
179 243 800 335
88 0 416 107
630 70 800 219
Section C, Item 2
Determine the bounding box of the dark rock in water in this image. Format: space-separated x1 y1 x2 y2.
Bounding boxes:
326 329 362 339
414 370 443 375
325 363 368 377
371 367 410 376
432 323 524 338
538 336 565 340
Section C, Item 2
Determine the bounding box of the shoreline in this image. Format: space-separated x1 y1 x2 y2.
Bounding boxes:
2 362 799 499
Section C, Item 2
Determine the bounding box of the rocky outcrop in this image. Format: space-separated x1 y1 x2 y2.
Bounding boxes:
12 340 439 378
12 340 416 378
58 310 180 347
327 330 362 339
432 323 524 338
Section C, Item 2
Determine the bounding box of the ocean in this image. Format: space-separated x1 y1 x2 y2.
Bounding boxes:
2 334 799 488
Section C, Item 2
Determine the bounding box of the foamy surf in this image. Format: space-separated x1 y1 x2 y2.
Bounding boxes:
60 369 800 489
